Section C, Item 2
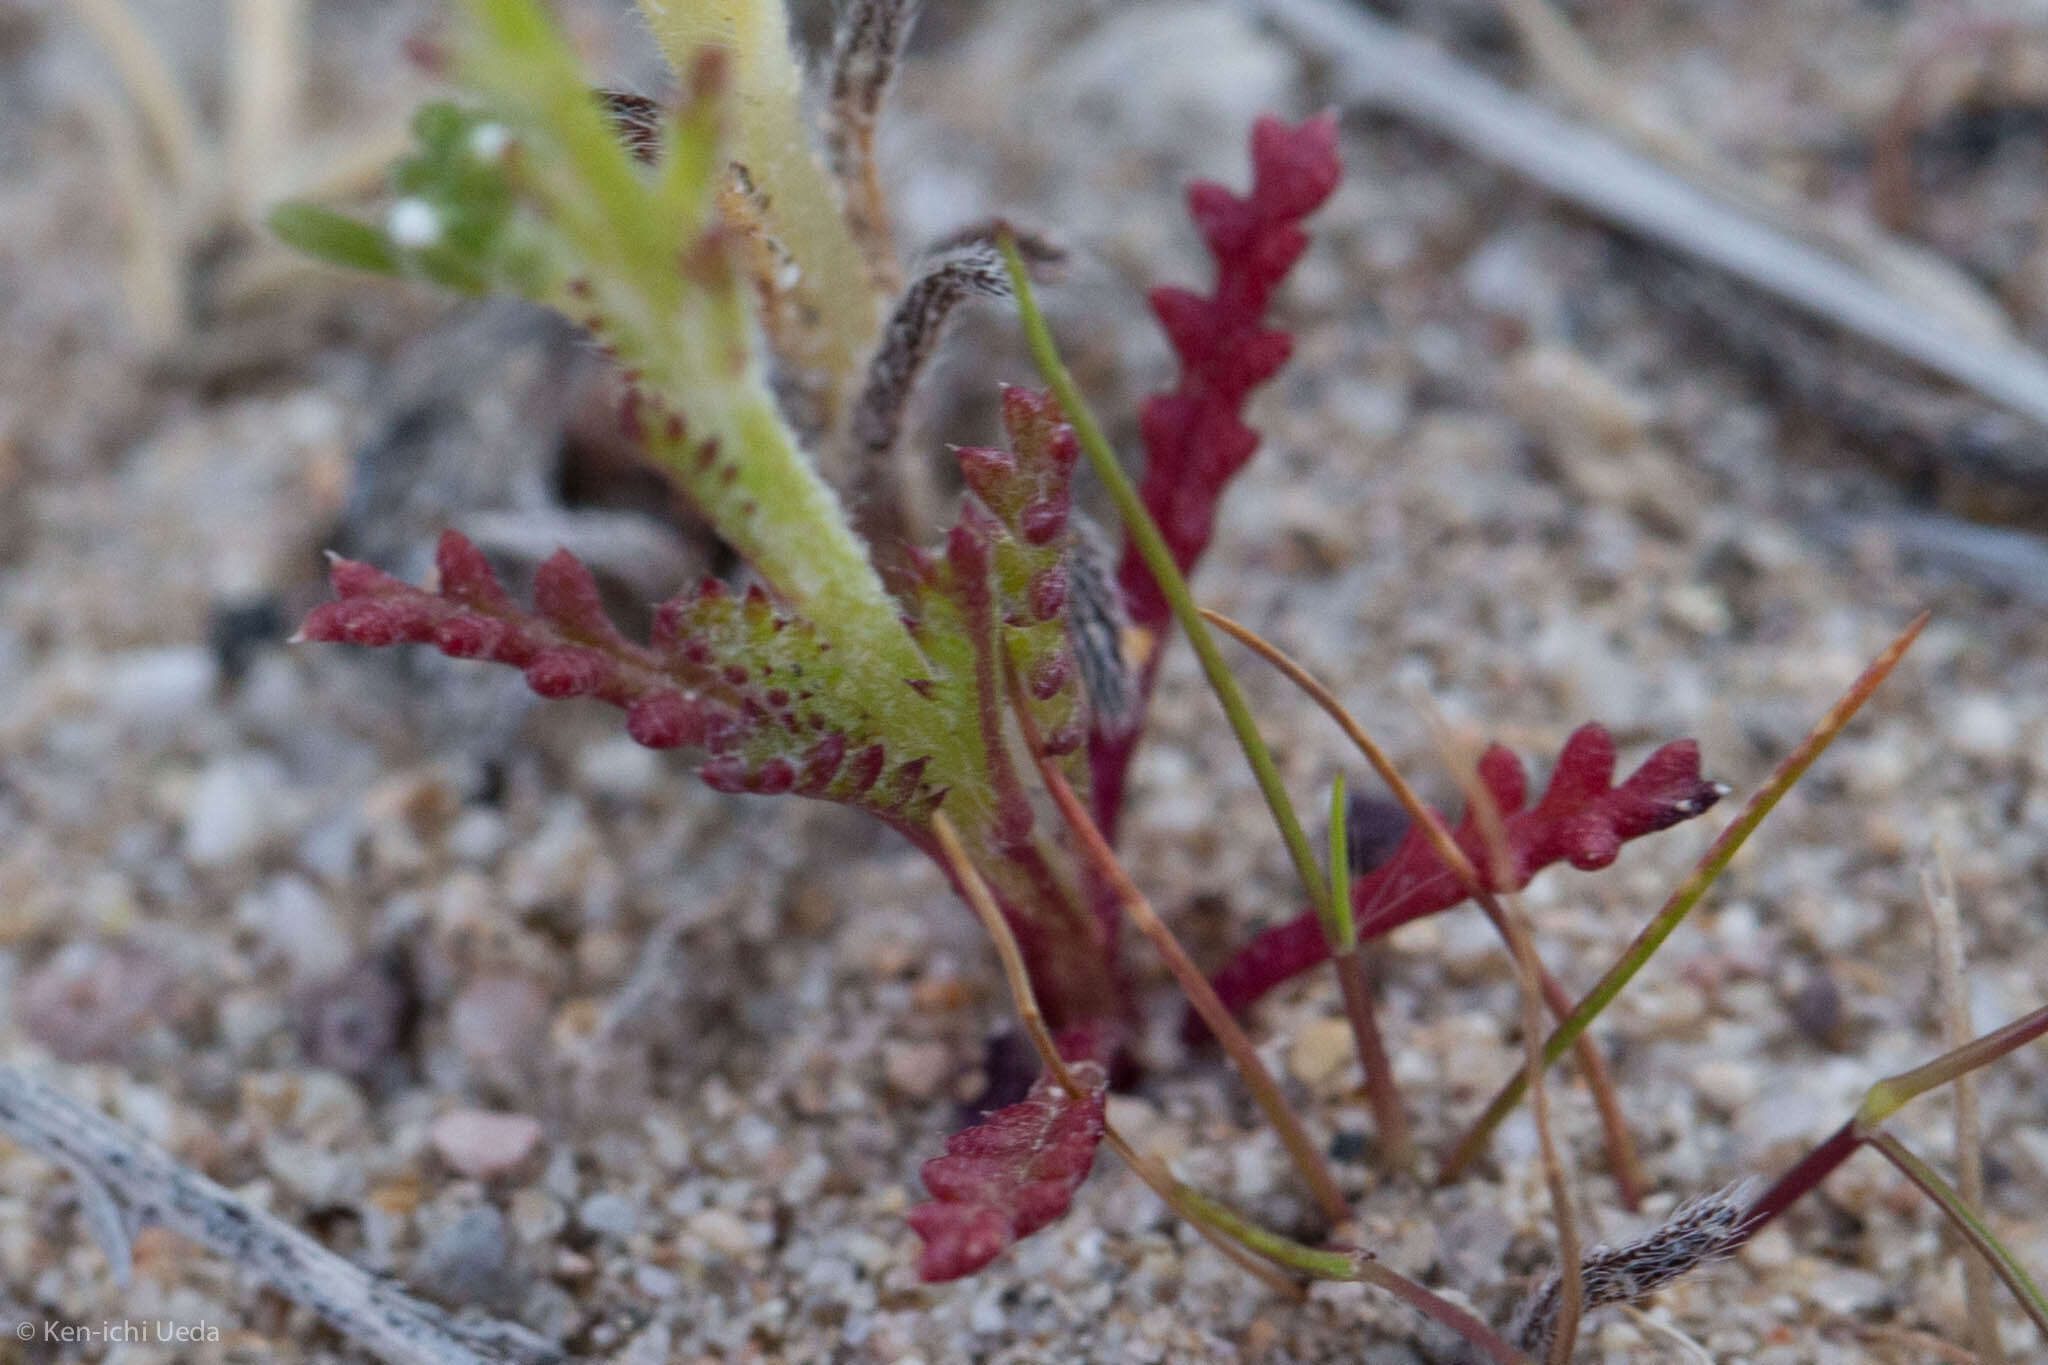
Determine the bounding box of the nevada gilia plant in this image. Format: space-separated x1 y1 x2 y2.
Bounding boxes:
279 0 2048 1357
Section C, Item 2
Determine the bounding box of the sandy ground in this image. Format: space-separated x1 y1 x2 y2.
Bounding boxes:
4 1 2048 1361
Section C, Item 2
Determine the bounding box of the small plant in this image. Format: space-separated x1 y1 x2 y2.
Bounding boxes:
277 1 2048 1357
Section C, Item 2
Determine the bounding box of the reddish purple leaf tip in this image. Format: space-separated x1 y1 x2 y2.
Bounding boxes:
1194 724 1723 1035
908 1057 1109 1281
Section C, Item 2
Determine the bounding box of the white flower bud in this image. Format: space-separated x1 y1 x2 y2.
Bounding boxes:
386 198 443 250
467 122 511 162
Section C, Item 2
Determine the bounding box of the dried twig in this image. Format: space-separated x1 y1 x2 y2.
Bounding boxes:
1258 0 2048 456
0 1066 562 1365
1491 0 2015 348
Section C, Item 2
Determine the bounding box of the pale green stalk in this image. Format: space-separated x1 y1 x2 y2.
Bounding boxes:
455 0 920 688
1866 1130 2048 1341
1327 775 1354 951
634 0 880 397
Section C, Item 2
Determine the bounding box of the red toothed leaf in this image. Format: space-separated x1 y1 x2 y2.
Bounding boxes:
1117 112 1338 632
300 529 943 824
905 386 1094 831
1091 112 1341 835
907 1045 1108 1281
1195 724 1726 1031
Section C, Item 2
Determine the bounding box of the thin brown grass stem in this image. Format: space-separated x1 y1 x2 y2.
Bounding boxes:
1199 607 1646 1202
1424 713 1583 1362
931 813 1081 1098
1035 752 1349 1223
1330 950 1412 1165
930 812 1304 1301
999 665 1350 1224
1924 846 2006 1365
1349 1260 1539 1365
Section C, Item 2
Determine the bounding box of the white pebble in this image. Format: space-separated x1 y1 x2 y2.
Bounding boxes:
238 875 351 981
687 1207 756 1258
98 647 217 722
1690 1059 1760 1113
882 1041 952 1100
430 1109 543 1180
1946 693 2019 761
576 736 664 801
184 754 285 866
445 808 508 865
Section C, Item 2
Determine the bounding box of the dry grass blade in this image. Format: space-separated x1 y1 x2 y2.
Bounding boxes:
1421 711 1583 1362
1441 610 1929 1183
68 0 204 188
1925 845 2007 1365
1201 606 1647 1203
1001 668 1350 1224
227 0 305 217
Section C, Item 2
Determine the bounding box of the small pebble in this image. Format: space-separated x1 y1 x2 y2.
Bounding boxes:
238 875 351 981
1690 1059 1760 1113
98 646 217 722
450 974 550 1081
687 1207 756 1258
19 941 169 1062
430 1109 543 1180
1947 693 2019 761
577 1191 639 1240
883 1041 953 1100
575 735 663 801
1286 1016 1355 1092
184 754 284 866
509 1189 567 1245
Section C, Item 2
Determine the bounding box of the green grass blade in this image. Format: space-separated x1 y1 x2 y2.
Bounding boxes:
1867 1129 2048 1341
1327 774 1354 952
997 235 1328 913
